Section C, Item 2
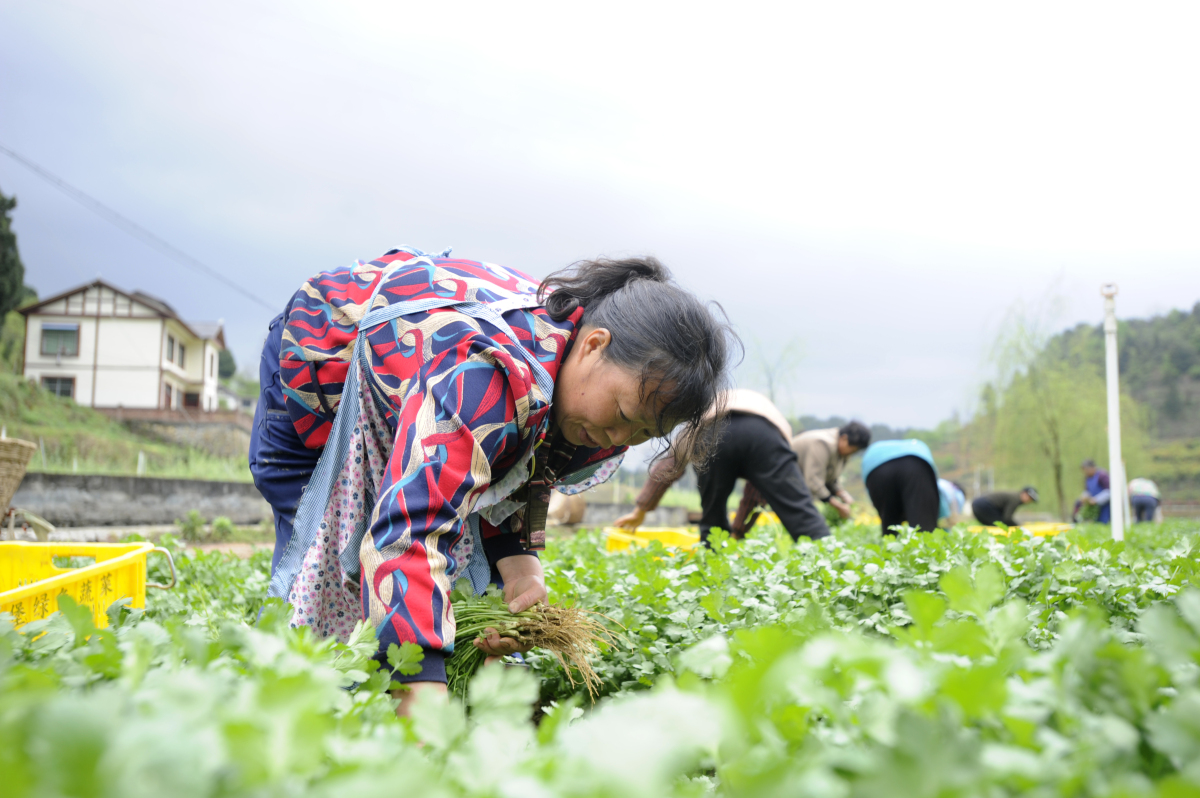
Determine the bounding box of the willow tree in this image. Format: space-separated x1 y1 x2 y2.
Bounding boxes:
988 299 1149 520
751 335 804 410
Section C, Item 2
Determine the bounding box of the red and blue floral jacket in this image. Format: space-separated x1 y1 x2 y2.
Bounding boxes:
279 248 624 679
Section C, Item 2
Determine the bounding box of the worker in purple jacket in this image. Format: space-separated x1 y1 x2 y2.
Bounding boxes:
1073 459 1111 523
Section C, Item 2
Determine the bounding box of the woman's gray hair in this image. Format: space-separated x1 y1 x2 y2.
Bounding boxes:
539 256 739 467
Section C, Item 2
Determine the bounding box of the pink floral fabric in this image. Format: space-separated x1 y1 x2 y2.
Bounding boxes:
287 379 393 641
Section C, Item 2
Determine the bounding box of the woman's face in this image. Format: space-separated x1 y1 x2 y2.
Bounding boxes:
552 327 663 449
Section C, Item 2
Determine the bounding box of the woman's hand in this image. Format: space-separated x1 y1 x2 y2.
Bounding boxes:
473 553 547 662
613 507 647 529
829 496 853 519
497 552 547 613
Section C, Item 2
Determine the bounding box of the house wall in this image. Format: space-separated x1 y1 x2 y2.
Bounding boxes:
23 313 97 403
93 316 164 408
202 342 220 410
97 370 163 408
23 283 225 411
161 319 190 382
160 319 211 410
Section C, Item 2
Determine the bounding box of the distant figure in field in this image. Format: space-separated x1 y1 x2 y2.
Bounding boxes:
971 487 1038 527
791 421 872 520
1128 477 1162 523
1073 459 1111 523
615 389 830 544
861 439 940 534
938 479 968 526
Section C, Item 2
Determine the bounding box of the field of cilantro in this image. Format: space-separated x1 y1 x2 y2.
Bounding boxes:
4 519 1200 797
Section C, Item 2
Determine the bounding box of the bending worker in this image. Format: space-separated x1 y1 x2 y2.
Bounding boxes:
1073 459 1111 523
1129 477 1162 523
971 486 1038 527
860 438 940 534
249 247 733 711
614 389 830 544
791 421 872 519
938 479 968 526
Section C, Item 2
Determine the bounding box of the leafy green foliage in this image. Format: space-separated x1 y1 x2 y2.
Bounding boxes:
387 641 425 676
820 500 845 528
2 520 1200 796
210 515 235 541
217 349 237 379
143 535 271 627
0 186 34 318
175 510 205 542
1048 303 1200 436
534 521 1200 700
1 308 28 375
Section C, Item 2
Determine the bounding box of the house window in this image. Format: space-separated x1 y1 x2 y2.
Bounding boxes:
164 384 173 408
210 352 215 378
41 376 75 398
184 392 200 408
40 324 79 357
178 343 187 369
166 335 176 362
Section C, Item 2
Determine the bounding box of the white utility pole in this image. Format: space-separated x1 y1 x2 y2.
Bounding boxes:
1101 284 1126 541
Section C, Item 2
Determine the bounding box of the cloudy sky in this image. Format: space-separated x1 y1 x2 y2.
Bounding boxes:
2 1 1197 428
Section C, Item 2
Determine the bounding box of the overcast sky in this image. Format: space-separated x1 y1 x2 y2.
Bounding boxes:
2 1 1198 428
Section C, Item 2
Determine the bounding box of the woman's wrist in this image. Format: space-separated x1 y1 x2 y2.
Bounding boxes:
496 552 544 581
496 554 547 614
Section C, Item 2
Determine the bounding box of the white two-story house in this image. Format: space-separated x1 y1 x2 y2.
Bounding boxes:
19 279 226 412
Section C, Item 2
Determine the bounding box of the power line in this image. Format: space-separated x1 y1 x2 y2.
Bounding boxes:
0 143 275 311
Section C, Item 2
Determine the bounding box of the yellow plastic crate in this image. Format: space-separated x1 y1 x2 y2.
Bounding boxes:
728 510 782 528
0 542 175 630
750 509 883 528
604 526 702 552
968 522 1073 538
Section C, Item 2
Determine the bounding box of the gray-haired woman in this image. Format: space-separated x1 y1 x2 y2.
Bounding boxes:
249 246 734 712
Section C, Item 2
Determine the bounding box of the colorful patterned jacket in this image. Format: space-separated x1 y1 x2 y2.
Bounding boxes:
279 248 624 679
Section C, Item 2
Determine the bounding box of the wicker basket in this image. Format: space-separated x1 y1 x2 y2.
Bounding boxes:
0 438 38 515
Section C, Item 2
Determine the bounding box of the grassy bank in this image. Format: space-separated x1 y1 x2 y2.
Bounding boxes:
0 373 251 482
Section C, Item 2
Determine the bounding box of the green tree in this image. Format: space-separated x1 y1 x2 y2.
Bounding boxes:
0 309 27 374
989 299 1149 519
218 349 237 379
0 187 34 317
1044 301 1200 437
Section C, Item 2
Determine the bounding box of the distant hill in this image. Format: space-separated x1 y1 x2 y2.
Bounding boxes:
796 302 1200 506
1045 301 1200 439
800 302 1200 444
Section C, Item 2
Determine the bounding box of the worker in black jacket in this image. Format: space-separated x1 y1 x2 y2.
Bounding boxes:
971 487 1038 527
614 389 830 544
